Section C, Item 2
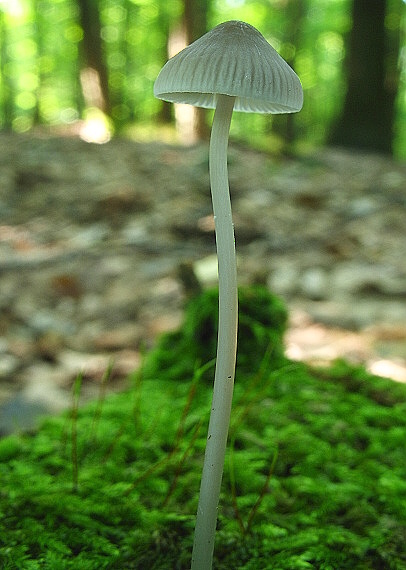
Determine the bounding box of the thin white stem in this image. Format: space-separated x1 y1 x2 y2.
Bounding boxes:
191 94 238 570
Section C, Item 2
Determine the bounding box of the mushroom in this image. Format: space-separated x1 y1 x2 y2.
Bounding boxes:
154 20 303 570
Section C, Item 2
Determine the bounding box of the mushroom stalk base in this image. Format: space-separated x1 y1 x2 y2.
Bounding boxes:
191 94 237 570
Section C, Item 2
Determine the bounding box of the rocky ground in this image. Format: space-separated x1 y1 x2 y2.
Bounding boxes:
1 132 405 434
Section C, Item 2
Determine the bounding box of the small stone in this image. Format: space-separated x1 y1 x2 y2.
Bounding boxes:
332 263 404 297
96 184 152 224
36 331 65 361
57 350 112 382
0 395 50 435
301 267 329 300
28 310 75 336
51 273 82 299
268 263 299 297
0 353 20 378
93 323 143 350
68 223 110 247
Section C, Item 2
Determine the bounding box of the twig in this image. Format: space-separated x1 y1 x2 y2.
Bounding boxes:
229 437 247 534
126 360 214 496
71 373 83 493
90 359 114 439
245 447 278 534
162 418 203 507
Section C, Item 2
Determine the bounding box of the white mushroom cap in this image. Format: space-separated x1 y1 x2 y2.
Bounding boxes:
154 20 303 114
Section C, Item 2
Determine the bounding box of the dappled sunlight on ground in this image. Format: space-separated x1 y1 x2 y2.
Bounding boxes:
286 309 406 383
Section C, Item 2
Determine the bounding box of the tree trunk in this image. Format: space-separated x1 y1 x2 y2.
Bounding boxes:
0 11 13 130
329 0 401 154
271 0 307 152
183 0 210 140
77 0 111 115
156 7 173 125
156 0 210 142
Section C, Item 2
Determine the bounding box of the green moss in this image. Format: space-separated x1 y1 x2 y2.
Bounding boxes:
142 285 288 384
1 286 406 568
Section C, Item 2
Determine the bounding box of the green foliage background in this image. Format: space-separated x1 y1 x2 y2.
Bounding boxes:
1 0 405 156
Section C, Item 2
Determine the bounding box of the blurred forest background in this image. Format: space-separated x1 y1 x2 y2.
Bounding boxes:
0 0 405 157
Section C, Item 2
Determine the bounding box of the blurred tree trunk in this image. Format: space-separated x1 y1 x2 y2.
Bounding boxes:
156 0 210 142
182 0 210 140
271 0 307 153
156 7 172 125
329 0 401 154
0 11 13 130
77 0 111 115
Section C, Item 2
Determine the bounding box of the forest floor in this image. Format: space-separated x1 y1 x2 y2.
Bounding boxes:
0 131 405 434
